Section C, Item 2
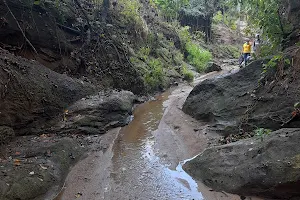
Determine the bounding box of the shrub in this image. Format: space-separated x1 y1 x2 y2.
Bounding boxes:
137 46 151 61
213 11 223 24
186 42 212 72
118 0 143 27
144 58 164 90
181 64 194 82
178 26 191 48
254 128 271 141
177 26 212 72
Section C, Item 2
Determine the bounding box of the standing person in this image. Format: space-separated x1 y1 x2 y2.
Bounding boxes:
242 39 251 67
253 34 261 56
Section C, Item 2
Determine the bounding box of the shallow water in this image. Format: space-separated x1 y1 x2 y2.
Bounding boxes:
107 90 204 200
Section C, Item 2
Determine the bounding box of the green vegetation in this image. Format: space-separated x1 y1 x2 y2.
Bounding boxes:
255 128 272 142
118 0 144 30
178 26 212 72
262 53 291 74
144 58 165 90
181 64 194 82
153 0 189 21
186 43 212 72
213 11 237 30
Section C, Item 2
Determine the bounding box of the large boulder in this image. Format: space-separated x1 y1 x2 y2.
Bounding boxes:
204 62 222 73
52 90 136 134
183 128 300 199
0 136 86 200
183 60 264 135
183 58 300 135
0 48 95 135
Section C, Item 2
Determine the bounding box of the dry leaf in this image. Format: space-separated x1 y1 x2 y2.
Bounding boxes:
14 159 21 166
75 192 83 198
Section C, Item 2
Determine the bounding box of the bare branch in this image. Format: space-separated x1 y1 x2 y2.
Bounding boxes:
3 0 38 54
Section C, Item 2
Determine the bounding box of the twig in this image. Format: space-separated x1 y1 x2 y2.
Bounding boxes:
3 0 38 54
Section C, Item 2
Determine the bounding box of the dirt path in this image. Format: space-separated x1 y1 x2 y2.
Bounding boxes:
55 69 261 200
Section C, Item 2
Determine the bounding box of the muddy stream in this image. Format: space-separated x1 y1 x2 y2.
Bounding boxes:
56 70 260 200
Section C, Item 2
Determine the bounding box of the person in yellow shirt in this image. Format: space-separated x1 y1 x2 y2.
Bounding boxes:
242 39 251 67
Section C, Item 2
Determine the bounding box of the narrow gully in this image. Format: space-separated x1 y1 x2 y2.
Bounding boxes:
107 89 204 200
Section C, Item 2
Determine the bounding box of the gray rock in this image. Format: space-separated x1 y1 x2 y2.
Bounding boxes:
183 59 300 135
204 62 222 73
183 128 300 199
287 0 300 27
0 126 15 145
0 137 85 200
0 48 95 136
183 60 264 135
54 90 135 134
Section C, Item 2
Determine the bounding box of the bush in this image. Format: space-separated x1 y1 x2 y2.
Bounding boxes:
177 26 212 72
186 42 212 72
144 58 164 90
213 11 223 24
178 26 191 48
181 64 194 82
118 0 143 27
137 46 151 61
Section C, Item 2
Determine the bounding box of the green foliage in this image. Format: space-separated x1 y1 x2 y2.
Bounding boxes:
213 11 223 24
178 26 191 47
255 128 271 141
154 0 189 20
137 46 151 61
262 53 286 73
144 58 164 90
186 42 212 72
173 51 184 65
119 0 143 27
181 64 194 82
177 26 212 72
226 0 292 47
213 11 237 30
192 31 206 41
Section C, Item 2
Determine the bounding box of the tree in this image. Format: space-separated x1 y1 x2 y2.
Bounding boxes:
179 0 222 42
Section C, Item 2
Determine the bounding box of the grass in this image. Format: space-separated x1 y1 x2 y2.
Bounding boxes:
177 26 212 72
186 42 212 72
181 64 194 82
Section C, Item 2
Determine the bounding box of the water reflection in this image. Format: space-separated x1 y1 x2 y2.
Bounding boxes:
110 90 204 200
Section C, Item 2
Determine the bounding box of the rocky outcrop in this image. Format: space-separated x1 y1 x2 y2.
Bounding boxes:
183 60 264 135
184 128 300 199
183 58 300 136
0 48 96 136
52 90 136 134
204 62 222 73
0 135 87 200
